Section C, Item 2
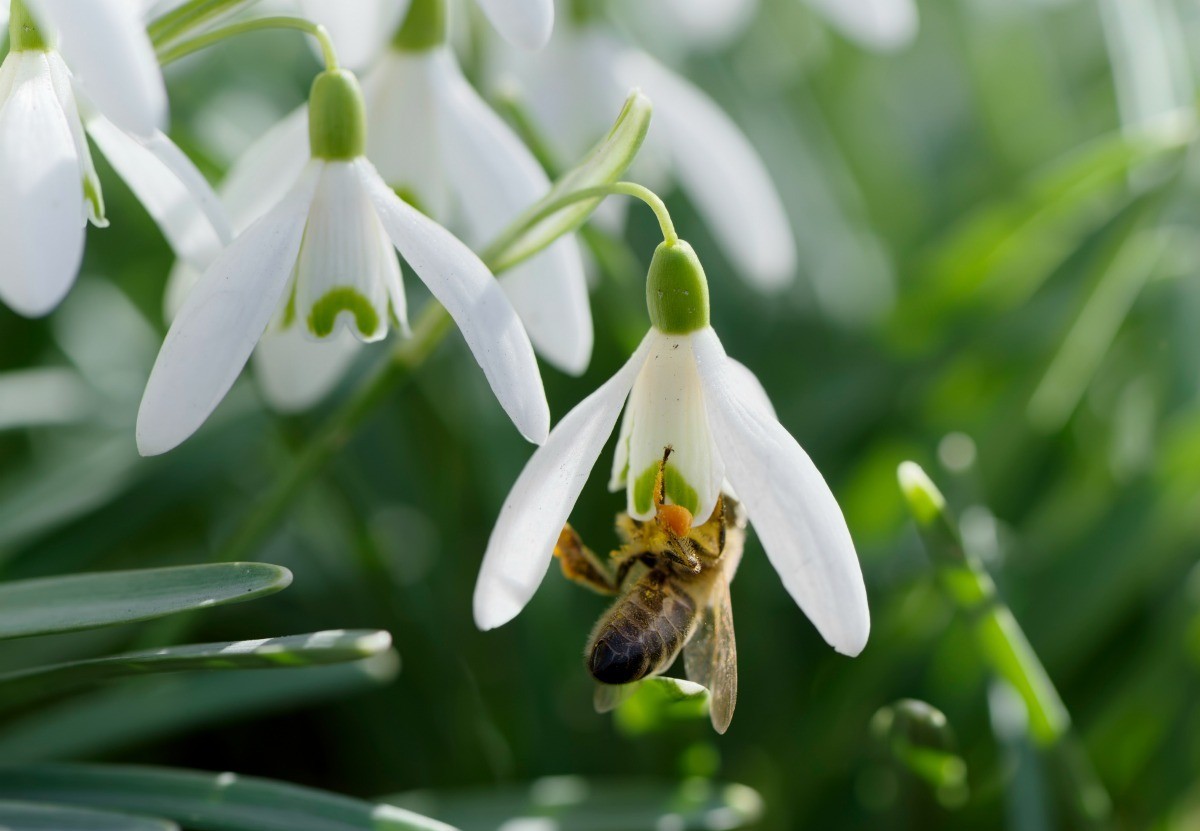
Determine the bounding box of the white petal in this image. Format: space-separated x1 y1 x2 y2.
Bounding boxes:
45 52 103 225
252 325 361 413
88 115 232 268
693 327 870 656
621 330 723 523
296 0 410 71
726 357 776 420
33 0 167 135
474 331 654 630
429 48 592 374
613 48 797 290
361 52 449 219
136 165 321 456
222 105 311 232
474 0 554 50
360 158 550 444
293 161 393 342
0 52 84 317
804 0 918 51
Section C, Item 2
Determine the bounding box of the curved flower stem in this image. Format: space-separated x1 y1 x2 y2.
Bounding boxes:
157 16 339 70
480 181 678 265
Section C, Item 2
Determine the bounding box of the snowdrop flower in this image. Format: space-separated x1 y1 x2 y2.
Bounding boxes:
297 0 554 55
194 0 590 413
492 21 797 291
0 0 227 317
474 236 870 657
137 69 548 455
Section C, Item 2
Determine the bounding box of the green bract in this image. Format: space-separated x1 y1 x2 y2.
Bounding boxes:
646 239 710 334
482 90 653 273
308 69 366 161
392 0 447 51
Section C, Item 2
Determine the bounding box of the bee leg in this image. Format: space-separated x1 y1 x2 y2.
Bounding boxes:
665 537 703 574
613 550 657 588
554 525 620 595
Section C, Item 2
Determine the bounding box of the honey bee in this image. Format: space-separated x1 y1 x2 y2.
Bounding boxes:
555 449 746 733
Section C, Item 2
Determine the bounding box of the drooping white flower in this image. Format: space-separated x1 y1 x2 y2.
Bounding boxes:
362 45 591 375
0 0 228 317
137 69 549 456
474 239 870 658
492 22 798 291
183 5 591 412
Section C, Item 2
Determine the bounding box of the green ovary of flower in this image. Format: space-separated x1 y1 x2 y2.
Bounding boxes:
308 70 366 161
646 239 710 334
391 0 447 51
307 288 379 338
633 461 700 517
9 0 49 51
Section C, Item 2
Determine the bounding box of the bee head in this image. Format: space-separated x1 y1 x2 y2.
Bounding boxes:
655 503 693 538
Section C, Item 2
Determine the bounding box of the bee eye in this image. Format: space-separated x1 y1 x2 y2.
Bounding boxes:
657 504 693 537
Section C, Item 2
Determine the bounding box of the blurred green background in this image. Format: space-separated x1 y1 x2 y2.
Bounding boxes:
2 0 1200 829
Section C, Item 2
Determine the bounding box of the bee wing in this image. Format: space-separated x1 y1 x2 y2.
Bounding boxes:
594 681 637 714
684 573 738 734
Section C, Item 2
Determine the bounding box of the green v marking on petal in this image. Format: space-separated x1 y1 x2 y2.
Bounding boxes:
632 460 700 517
307 287 379 338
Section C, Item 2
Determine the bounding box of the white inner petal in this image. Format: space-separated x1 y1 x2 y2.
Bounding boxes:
292 161 396 343
44 51 103 226
621 330 724 523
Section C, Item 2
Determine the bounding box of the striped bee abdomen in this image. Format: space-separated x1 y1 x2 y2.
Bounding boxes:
587 568 699 685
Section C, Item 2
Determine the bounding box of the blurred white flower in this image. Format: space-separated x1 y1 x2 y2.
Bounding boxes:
493 23 798 291
138 70 548 456
0 1 227 318
474 239 869 658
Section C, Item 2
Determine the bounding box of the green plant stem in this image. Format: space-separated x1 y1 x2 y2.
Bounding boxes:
899 464 1112 827
480 182 678 264
218 304 450 564
147 0 258 47
156 16 339 70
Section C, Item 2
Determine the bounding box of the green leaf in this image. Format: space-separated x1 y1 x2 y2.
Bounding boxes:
385 777 763 831
894 118 1194 346
0 800 176 831
0 630 392 711
0 656 398 761
483 90 652 273
0 765 454 831
0 564 291 640
604 677 712 736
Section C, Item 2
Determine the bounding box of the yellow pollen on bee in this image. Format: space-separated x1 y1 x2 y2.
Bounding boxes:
657 504 693 538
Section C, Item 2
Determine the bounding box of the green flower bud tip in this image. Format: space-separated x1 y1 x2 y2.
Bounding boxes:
646 239 710 334
392 0 447 52
9 0 49 51
308 69 366 161
897 461 947 528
